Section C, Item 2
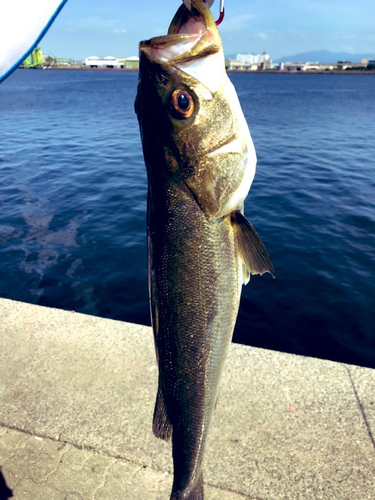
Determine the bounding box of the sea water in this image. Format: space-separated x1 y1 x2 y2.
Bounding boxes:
0 70 374 367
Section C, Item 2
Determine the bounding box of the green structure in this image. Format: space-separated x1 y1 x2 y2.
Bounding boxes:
119 56 139 70
22 46 43 68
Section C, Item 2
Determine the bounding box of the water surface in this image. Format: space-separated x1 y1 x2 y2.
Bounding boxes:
1 70 374 367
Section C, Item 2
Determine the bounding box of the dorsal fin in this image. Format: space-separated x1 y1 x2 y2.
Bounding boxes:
231 210 275 282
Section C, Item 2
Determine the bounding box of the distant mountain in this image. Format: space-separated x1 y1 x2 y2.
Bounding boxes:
274 50 375 63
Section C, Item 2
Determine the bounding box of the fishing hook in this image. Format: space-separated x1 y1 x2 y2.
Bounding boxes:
182 0 225 26
215 0 225 26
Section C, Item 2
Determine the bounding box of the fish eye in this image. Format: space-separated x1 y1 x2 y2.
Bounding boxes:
171 90 194 119
177 93 190 110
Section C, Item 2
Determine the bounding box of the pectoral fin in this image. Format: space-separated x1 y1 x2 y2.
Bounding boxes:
231 210 275 283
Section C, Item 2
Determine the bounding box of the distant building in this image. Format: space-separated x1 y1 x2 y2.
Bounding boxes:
236 53 255 65
118 56 139 70
226 54 270 71
302 64 321 71
236 52 271 66
318 64 335 71
361 57 375 66
22 46 43 67
85 56 120 68
225 59 241 71
250 63 260 71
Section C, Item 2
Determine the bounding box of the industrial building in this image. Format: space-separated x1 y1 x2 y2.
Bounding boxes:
236 52 271 66
226 52 272 71
85 56 120 68
84 55 139 70
119 56 139 69
22 46 43 68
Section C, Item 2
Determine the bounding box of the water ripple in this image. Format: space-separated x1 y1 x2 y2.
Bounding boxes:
0 70 374 367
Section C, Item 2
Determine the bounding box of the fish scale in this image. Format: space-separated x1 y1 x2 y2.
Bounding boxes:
153 193 239 494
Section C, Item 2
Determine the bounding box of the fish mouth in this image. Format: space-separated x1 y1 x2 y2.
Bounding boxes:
139 0 221 64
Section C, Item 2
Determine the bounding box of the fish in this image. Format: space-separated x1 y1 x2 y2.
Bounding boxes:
135 1 274 498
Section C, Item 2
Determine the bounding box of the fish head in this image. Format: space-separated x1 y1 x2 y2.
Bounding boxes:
136 0 256 219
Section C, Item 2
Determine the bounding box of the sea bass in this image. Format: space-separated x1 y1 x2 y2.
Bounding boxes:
135 1 274 498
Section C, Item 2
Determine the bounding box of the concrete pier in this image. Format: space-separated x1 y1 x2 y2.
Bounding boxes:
0 297 374 499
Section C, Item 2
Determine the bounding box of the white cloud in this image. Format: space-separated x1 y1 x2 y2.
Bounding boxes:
219 14 253 32
113 29 127 35
255 32 268 39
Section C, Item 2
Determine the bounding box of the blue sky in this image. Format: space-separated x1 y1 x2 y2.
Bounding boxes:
41 0 375 60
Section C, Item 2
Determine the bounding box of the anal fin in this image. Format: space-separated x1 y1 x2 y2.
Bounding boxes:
153 383 172 441
231 210 275 281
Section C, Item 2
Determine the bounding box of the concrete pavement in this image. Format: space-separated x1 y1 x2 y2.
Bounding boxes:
0 297 374 499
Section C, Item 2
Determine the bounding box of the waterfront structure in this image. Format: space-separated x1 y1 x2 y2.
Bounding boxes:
225 59 241 71
22 46 43 68
81 53 371 73
44 55 74 67
302 64 323 71
118 56 139 69
85 56 120 68
84 55 139 70
225 58 268 71
236 52 271 66
361 57 375 66
225 52 272 71
1 297 374 500
225 58 367 72
281 62 335 71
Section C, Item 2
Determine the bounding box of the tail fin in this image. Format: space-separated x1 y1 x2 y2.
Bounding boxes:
170 473 204 500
